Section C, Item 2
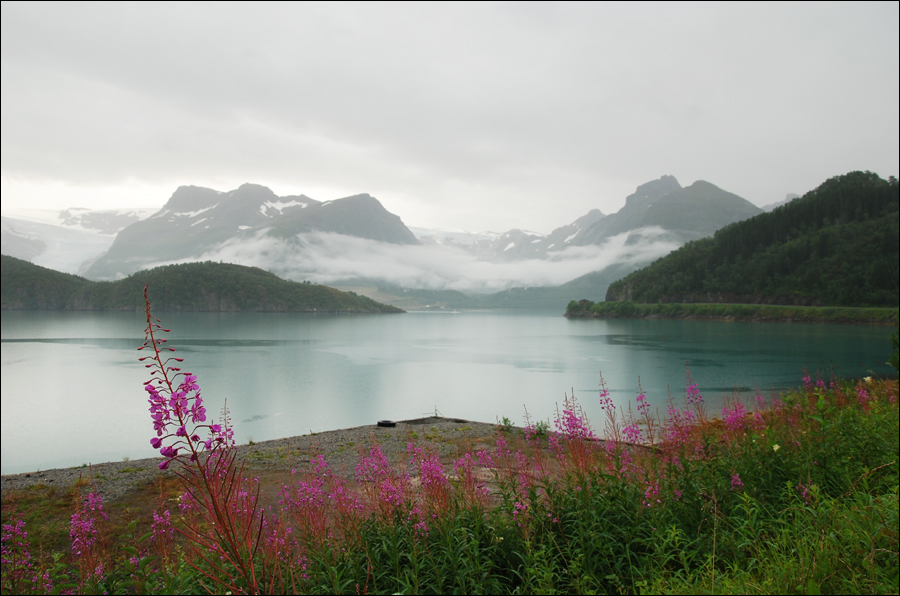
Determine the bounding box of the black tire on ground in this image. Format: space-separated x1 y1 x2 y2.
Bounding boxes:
377 420 396 428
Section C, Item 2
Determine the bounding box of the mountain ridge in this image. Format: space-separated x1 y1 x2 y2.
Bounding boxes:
83 184 419 280
603 171 898 307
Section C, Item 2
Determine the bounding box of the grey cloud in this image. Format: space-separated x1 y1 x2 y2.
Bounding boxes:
2 3 897 231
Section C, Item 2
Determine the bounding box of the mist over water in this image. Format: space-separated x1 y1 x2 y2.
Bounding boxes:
140 228 680 291
2 310 891 475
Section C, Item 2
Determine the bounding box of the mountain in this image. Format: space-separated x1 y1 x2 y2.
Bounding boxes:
337 176 764 310
83 184 419 280
1 217 46 261
604 171 899 307
413 210 608 262
427 176 758 265
473 209 610 261
1 255 402 313
571 176 762 246
1 215 117 274
761 193 800 212
58 207 152 234
1 207 155 275
434 177 762 310
5 175 766 310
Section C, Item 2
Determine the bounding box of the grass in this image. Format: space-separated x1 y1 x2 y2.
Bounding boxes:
3 376 897 594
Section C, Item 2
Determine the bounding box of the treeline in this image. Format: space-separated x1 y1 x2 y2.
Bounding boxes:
566 299 898 325
605 171 899 307
0 256 403 313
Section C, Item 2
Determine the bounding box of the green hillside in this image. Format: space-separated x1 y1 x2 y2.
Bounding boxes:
1 256 403 313
604 171 898 307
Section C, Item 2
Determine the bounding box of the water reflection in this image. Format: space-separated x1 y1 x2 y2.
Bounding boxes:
1 310 890 474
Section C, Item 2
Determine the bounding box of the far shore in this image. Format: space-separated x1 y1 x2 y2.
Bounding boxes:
566 301 899 325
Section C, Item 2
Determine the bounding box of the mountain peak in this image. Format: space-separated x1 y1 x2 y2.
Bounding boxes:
624 175 682 206
163 185 224 214
84 185 419 279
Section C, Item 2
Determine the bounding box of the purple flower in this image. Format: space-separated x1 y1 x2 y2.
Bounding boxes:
190 400 207 423
181 374 199 392
555 392 595 441
622 423 643 443
686 383 702 405
636 391 649 414
723 402 747 433
150 437 163 449
70 492 106 567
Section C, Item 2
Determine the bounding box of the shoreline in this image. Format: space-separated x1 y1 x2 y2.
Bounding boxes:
565 301 899 325
1 416 500 503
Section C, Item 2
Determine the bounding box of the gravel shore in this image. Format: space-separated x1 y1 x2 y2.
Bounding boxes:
1 417 500 503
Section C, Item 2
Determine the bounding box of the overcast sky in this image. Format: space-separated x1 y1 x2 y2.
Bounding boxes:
2 2 897 233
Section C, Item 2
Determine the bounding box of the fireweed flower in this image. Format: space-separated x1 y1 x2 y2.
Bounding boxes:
622 423 643 443
1 514 50 593
857 384 870 406
722 402 747 434
686 383 702 405
69 491 107 585
138 286 230 468
642 482 661 508
599 375 615 411
554 392 595 441
636 391 650 414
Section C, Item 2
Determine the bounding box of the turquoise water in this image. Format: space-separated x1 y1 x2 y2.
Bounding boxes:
1 310 892 474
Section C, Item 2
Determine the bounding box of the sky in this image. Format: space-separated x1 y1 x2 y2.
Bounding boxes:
1 2 898 234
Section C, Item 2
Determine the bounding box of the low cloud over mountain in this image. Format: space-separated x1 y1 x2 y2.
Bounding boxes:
83 184 418 280
3 176 764 298
143 227 681 293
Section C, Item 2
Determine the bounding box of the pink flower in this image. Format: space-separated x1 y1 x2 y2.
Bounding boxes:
722 402 747 434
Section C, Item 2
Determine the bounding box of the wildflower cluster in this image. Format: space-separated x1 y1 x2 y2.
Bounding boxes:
69 492 107 586
6 281 898 596
139 288 230 469
1 513 52 594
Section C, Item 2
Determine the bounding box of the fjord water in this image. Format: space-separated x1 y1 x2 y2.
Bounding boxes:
1 310 892 474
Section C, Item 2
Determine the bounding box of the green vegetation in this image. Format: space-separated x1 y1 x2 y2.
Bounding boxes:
4 377 897 594
566 299 899 325
890 325 899 372
0 256 402 312
604 171 899 307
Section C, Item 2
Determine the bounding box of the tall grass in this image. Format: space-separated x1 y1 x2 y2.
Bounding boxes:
2 297 897 594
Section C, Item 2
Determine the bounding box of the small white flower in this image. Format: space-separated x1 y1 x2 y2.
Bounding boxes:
772 444 780 452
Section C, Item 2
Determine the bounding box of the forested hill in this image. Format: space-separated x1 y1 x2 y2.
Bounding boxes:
604 171 899 307
0 256 403 313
